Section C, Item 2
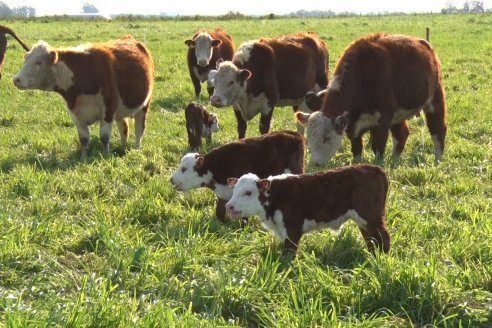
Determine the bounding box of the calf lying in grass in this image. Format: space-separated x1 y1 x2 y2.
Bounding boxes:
170 131 305 222
226 164 390 254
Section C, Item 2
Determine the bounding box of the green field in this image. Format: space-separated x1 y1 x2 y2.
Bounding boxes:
0 13 491 327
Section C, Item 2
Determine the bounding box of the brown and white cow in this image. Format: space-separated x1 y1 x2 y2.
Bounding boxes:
170 131 304 222
226 164 390 254
185 28 234 97
13 35 154 158
210 32 329 139
0 25 30 79
185 102 219 149
296 34 447 166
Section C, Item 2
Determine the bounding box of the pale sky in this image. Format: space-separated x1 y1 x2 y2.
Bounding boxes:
4 0 491 16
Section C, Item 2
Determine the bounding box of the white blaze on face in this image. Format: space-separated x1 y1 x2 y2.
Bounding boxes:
170 153 212 191
226 173 264 219
210 61 247 108
210 114 219 132
305 112 344 166
13 40 64 91
193 33 214 67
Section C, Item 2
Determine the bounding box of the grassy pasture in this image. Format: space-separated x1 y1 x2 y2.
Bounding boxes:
0 13 491 327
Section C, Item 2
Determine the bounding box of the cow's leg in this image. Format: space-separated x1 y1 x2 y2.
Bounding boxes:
233 109 247 139
350 136 363 159
75 124 90 159
99 119 113 155
358 221 390 253
282 227 302 254
424 84 447 163
390 121 410 158
134 103 149 149
116 118 129 150
370 125 390 159
216 198 227 223
190 71 201 98
259 109 273 135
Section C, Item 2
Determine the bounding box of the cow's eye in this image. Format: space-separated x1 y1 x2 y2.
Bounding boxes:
245 191 252 196
181 167 187 173
35 60 42 66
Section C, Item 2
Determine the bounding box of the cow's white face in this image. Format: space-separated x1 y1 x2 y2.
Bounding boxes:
210 61 251 108
297 111 346 166
13 41 58 91
170 153 212 191
226 173 264 220
209 113 219 132
186 33 221 67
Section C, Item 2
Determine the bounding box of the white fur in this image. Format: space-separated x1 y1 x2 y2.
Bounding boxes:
305 112 344 166
193 32 214 66
391 136 399 157
233 92 270 121
210 61 247 108
234 40 255 65
192 66 208 83
328 75 341 91
392 108 418 124
213 183 233 200
262 210 288 241
52 61 74 91
170 153 213 191
353 112 381 136
225 173 266 219
70 92 105 125
302 209 367 234
432 135 443 161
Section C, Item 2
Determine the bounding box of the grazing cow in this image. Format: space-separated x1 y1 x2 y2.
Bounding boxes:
226 164 390 254
0 25 30 79
210 32 329 139
13 35 154 158
170 131 304 221
296 34 447 166
185 28 235 97
185 102 219 149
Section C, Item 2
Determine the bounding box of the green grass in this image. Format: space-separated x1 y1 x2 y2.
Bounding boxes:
0 13 491 327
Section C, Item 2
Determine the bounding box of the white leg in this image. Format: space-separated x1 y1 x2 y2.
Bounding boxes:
99 120 113 155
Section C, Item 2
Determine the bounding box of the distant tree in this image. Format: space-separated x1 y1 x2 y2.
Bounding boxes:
82 3 99 13
0 1 12 16
12 6 36 17
468 0 485 12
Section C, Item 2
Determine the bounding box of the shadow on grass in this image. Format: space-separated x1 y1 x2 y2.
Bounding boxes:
0 139 128 173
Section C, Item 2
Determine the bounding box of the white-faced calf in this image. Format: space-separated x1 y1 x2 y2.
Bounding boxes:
170 131 304 222
185 102 219 149
226 164 390 254
13 35 154 158
296 34 447 165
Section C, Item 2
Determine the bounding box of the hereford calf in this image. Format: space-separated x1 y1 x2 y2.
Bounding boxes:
185 28 234 97
296 34 447 165
0 25 30 79
210 32 329 138
185 102 219 149
13 35 154 158
170 131 304 221
226 164 390 254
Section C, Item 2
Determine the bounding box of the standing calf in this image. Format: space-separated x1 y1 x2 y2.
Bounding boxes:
170 131 304 221
296 34 447 165
226 164 390 254
185 102 219 149
13 35 154 158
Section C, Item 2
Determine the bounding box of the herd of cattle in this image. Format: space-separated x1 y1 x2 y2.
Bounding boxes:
0 25 448 256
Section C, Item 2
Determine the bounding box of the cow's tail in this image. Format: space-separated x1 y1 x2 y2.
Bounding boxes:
0 25 29 51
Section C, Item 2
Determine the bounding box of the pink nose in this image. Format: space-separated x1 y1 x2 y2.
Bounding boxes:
210 96 222 107
198 59 207 66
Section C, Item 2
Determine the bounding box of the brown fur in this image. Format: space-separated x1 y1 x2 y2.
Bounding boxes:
197 131 304 220
234 32 329 138
320 33 446 158
186 28 235 97
0 25 29 79
184 102 216 149
260 164 390 253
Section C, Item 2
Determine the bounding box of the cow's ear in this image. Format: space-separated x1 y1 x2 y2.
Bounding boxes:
49 50 58 64
239 69 252 81
227 177 238 188
211 39 222 47
216 58 224 69
185 39 195 48
334 113 349 134
208 113 218 125
295 111 311 126
195 155 204 169
258 179 271 193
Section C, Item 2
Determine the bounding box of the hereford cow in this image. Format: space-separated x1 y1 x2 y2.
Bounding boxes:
296 34 447 166
226 164 390 254
170 131 304 222
185 102 219 149
0 25 30 79
209 32 329 139
185 28 234 97
13 35 154 158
